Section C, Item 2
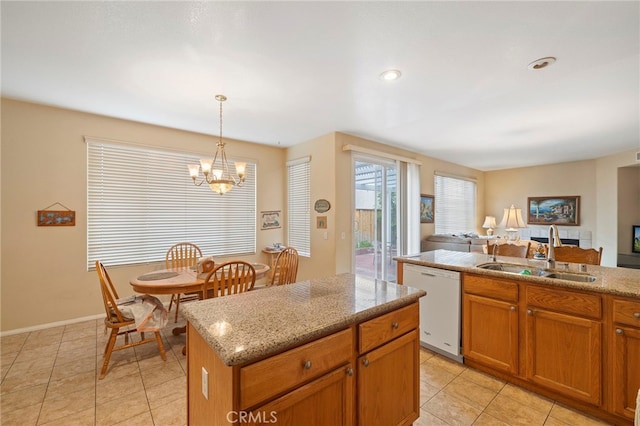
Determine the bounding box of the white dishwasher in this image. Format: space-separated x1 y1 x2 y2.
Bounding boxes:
403 263 462 363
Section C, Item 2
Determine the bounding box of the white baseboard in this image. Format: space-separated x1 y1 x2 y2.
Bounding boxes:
1 301 172 337
0 313 105 337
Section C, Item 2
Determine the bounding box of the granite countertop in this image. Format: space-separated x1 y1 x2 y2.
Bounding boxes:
396 250 640 298
181 273 426 366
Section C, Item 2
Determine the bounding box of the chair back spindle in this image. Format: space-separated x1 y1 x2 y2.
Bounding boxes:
202 261 256 299
271 247 299 286
486 242 530 258
554 246 603 265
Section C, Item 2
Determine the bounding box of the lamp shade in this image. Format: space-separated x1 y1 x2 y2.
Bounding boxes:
499 204 526 230
482 216 497 229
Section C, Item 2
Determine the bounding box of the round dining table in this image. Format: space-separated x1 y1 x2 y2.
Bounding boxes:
130 262 270 337
130 262 271 295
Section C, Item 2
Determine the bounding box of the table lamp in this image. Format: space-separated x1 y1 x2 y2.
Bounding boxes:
499 204 526 240
482 216 497 236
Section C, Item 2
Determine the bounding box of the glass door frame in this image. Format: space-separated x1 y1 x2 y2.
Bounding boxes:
352 154 399 282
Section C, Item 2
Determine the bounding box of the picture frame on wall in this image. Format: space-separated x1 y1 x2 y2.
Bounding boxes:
527 196 580 226
260 210 281 230
420 194 434 223
633 225 640 253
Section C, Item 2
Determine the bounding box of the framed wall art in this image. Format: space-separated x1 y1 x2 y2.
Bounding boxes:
420 194 434 224
527 196 580 226
260 210 281 230
633 225 640 254
317 216 327 229
37 202 76 226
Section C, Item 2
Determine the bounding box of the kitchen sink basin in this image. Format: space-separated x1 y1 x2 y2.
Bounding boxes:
544 272 597 282
476 262 546 276
476 262 597 283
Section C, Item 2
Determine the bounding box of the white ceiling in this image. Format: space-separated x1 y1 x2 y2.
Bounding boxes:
2 1 638 171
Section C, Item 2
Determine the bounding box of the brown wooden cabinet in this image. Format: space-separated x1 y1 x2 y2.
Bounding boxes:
612 298 640 420
463 274 519 375
357 303 420 426
248 365 354 425
187 302 420 426
524 286 602 406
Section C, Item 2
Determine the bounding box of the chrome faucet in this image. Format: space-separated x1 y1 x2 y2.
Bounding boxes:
547 225 557 269
492 243 498 262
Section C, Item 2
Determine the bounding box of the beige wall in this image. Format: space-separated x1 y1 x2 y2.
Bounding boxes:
286 133 337 280
485 152 640 267
2 97 636 332
596 149 640 266
1 98 286 332
485 160 597 238
618 166 640 263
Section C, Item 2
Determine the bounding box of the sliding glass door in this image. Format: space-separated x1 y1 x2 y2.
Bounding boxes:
353 156 398 282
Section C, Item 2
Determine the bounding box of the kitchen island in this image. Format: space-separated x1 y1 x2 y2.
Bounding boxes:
396 249 640 426
182 273 426 426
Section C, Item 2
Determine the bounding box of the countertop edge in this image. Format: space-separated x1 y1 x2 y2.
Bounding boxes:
183 278 426 367
396 251 640 299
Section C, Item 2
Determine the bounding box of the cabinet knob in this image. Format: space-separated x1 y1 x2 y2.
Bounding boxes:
510 306 516 311
392 322 399 329
346 367 354 376
303 360 312 370
634 312 640 319
615 328 624 335
362 358 370 367
527 309 533 316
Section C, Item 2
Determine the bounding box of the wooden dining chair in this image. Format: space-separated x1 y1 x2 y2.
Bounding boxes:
166 242 202 322
270 246 299 285
487 242 530 258
554 246 603 265
95 261 166 379
202 261 256 299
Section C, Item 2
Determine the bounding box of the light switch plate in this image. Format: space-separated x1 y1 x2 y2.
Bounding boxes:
201 367 209 400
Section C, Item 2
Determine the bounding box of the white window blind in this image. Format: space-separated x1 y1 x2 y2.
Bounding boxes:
434 173 477 235
287 157 311 257
87 139 256 269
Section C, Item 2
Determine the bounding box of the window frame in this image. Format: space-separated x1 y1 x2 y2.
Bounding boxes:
86 138 257 269
287 156 311 257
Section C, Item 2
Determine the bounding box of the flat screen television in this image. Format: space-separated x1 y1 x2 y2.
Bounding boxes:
634 225 640 253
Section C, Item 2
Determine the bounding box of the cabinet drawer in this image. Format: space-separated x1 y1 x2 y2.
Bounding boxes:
613 298 640 327
464 274 518 303
359 303 419 354
526 286 601 320
240 328 353 410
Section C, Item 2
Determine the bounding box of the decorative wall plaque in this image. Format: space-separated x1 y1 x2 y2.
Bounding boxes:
314 199 331 213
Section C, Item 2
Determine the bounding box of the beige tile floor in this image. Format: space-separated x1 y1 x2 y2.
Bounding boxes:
1 316 612 426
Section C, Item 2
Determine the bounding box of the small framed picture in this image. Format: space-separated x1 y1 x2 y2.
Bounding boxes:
317 216 327 229
633 225 640 253
420 195 434 223
260 211 281 230
37 210 76 226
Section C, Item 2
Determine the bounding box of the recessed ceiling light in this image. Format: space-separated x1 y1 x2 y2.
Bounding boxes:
380 69 402 81
527 57 557 71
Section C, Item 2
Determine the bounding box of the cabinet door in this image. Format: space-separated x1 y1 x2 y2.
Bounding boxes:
612 325 640 420
358 329 419 426
463 293 518 374
525 308 601 405
247 365 354 426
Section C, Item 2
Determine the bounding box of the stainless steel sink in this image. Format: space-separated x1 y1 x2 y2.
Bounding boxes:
475 262 546 276
544 272 597 282
476 262 597 283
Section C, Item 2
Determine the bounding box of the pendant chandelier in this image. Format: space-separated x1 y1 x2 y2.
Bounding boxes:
188 94 246 195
